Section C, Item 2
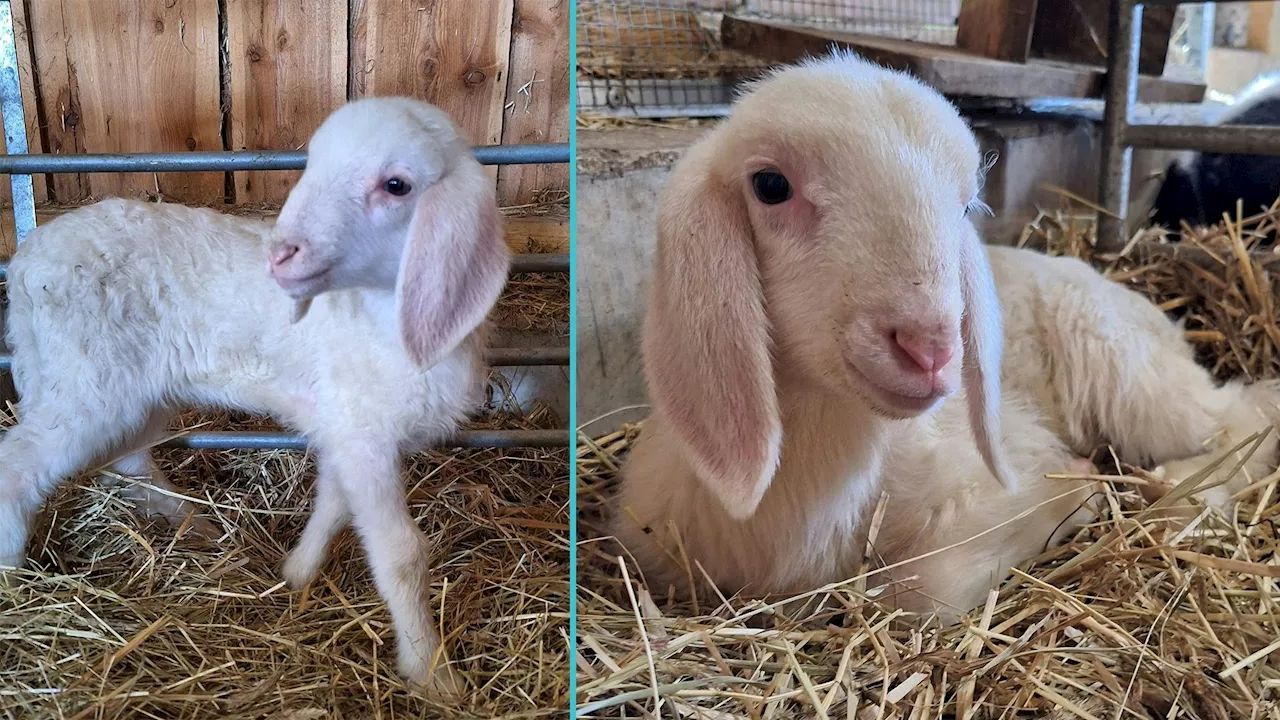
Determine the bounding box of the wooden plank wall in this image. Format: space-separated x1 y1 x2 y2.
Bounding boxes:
0 0 568 210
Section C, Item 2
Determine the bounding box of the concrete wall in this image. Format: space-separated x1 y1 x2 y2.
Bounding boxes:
576 126 708 436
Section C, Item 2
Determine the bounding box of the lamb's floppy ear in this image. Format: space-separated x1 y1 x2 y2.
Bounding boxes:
958 232 1018 492
397 159 511 368
642 142 782 520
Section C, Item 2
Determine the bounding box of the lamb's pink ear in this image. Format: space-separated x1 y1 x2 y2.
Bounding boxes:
397 162 511 368
642 146 781 520
958 233 1018 492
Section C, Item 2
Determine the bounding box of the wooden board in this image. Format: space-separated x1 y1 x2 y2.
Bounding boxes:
226 0 347 204
1029 0 1176 77
720 15 1206 104
1248 2 1280 55
0 206 567 259
0 0 47 206
28 0 223 204
498 0 570 206
350 0 514 187
956 0 1038 63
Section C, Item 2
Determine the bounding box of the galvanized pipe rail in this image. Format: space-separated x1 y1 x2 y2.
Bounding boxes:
0 0 570 451
0 254 569 279
0 346 571 372
1097 0 1280 253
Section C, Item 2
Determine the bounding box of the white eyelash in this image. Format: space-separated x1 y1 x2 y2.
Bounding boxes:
966 199 993 217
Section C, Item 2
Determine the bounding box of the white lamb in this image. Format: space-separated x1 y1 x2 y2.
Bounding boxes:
0 97 511 696
613 52 1280 619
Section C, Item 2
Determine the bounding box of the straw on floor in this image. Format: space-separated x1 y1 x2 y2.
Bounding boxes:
0 209 570 720
576 203 1280 719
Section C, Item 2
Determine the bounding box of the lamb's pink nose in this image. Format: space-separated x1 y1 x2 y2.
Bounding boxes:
892 329 955 374
268 242 300 268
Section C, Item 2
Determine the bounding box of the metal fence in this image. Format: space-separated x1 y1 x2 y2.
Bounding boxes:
577 0 1212 117
1098 0 1280 254
0 0 571 451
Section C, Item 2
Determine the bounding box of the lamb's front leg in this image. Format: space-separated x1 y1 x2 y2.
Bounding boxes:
323 438 463 699
282 454 351 588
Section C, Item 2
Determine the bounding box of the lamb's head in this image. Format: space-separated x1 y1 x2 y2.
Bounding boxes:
270 97 511 368
643 51 1016 520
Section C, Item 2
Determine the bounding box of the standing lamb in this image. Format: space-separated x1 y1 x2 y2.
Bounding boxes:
0 97 511 697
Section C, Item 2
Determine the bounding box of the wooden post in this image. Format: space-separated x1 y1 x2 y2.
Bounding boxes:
956 0 1039 62
1030 0 1177 77
1247 2 1280 54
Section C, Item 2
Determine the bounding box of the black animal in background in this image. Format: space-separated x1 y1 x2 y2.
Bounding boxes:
1151 74 1280 236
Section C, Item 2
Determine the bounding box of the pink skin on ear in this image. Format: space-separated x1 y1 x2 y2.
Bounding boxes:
643 146 783 521
958 234 1019 492
396 162 511 369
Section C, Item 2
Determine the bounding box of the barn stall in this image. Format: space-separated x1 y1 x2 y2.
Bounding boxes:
576 1 1280 717
0 1 570 718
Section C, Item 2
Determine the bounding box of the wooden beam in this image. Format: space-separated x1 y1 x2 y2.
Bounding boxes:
956 0 1038 63
226 0 347 205
498 0 570 206
720 15 1206 104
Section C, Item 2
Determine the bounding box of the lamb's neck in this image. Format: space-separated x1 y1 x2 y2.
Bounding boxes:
770 378 894 506
314 286 400 340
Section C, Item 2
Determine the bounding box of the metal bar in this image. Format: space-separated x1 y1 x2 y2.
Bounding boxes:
0 346 568 372
159 429 568 451
1125 124 1280 155
0 1 33 243
487 346 569 366
0 253 567 279
0 143 569 175
1096 0 1142 253
511 253 569 273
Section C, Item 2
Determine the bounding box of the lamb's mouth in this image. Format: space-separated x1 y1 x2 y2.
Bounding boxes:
843 358 945 417
272 265 333 298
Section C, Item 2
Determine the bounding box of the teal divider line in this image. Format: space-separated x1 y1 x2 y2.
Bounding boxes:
567 0 580 714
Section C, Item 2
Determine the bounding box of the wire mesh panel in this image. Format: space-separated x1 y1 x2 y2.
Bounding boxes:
577 0 1212 118
578 1 764 116
744 0 958 42
577 0 960 117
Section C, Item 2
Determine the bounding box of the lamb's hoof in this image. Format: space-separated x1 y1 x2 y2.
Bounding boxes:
400 647 465 700
0 554 24 588
1066 458 1097 475
281 548 323 591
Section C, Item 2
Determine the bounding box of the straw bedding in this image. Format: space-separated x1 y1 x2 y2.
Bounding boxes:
0 209 570 719
576 205 1280 719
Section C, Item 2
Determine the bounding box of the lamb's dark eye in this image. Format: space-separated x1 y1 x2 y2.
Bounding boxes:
751 169 791 205
384 177 412 196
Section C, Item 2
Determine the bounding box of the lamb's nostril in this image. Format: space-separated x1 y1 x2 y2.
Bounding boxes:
892 330 954 374
269 243 300 267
